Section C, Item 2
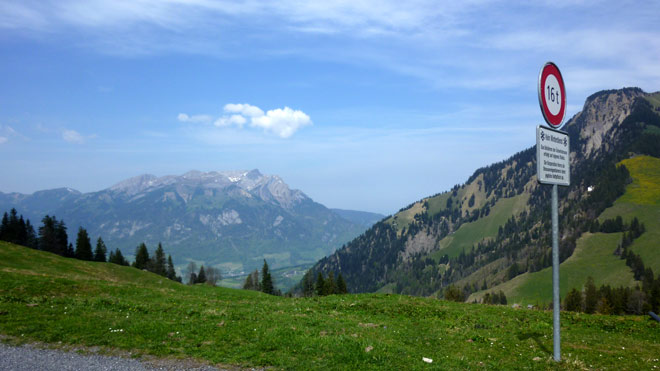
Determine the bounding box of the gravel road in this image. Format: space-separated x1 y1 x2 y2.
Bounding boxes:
0 342 224 371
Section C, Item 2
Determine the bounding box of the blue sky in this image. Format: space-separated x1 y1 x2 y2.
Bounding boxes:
1 1 659 214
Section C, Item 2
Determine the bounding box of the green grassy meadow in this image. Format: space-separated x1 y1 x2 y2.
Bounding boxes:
471 232 637 305
2 242 660 369
599 155 660 273
432 193 529 260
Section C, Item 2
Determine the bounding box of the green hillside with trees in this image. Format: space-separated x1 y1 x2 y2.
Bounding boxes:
308 88 660 307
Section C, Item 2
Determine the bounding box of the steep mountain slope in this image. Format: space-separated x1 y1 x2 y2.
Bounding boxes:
309 88 660 300
0 170 366 274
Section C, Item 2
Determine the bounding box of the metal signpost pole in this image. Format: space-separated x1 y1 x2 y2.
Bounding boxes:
551 183 560 361
537 61 568 362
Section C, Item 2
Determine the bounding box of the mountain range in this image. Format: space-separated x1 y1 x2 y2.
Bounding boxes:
0 169 383 274
307 87 660 304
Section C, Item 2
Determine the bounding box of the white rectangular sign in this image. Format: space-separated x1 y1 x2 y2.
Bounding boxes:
536 126 570 186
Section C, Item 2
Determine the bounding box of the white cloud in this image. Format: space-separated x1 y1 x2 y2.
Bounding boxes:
223 103 264 118
251 107 312 138
214 114 247 127
177 113 213 123
62 129 86 144
0 136 7 144
183 103 313 138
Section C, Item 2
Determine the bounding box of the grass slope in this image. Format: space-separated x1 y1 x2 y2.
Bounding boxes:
2 242 660 369
432 193 529 260
599 155 660 274
470 232 637 305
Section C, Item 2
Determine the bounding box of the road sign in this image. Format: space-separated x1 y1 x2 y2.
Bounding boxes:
536 126 570 186
538 62 566 128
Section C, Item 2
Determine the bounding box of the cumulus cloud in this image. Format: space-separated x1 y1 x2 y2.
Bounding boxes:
251 107 312 138
223 103 264 118
62 129 87 144
177 113 213 123
182 103 312 138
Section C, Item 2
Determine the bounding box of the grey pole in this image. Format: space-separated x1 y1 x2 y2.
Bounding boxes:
552 183 560 361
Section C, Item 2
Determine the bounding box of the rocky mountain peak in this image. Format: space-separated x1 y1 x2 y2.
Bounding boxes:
109 174 159 195
568 87 646 158
105 169 307 210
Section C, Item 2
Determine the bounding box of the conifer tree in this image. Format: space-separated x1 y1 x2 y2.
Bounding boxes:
109 248 129 266
56 220 70 257
302 270 316 297
75 227 93 261
243 270 260 290
0 212 8 241
93 237 107 262
133 243 150 270
38 215 68 256
324 271 336 295
261 260 274 295
16 216 27 245
336 272 348 294
152 243 167 276
25 219 37 249
166 255 177 280
6 209 18 243
584 276 598 314
243 272 254 290
185 262 198 285
315 272 325 296
196 265 207 284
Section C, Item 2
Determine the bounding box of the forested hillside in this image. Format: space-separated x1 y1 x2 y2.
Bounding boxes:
307 88 660 304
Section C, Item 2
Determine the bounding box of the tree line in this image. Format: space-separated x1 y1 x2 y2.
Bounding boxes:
184 260 222 286
1 208 181 283
298 270 348 297
242 260 278 295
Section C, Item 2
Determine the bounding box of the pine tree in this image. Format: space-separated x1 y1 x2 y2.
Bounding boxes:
93 237 107 262
56 219 69 257
166 255 177 280
109 248 128 266
315 272 325 296
196 266 207 284
261 260 274 295
242 270 260 291
0 212 8 241
39 215 67 256
6 208 18 243
584 276 598 314
498 290 507 305
17 216 27 245
133 243 150 270
74 227 93 261
151 243 167 276
336 273 348 294
564 288 583 312
25 219 37 249
324 271 336 295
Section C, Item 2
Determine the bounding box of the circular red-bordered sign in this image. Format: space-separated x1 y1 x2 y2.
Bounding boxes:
538 62 566 128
